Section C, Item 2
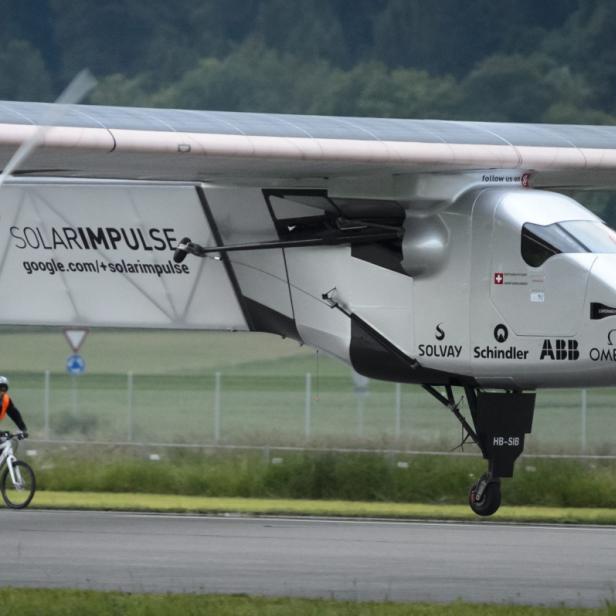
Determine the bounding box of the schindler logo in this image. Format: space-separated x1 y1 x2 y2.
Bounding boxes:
540 339 579 360
494 324 508 343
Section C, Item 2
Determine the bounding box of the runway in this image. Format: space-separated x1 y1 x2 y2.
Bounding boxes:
0 509 614 605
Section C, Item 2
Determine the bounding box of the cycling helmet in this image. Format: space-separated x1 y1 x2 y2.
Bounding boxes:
0 376 9 390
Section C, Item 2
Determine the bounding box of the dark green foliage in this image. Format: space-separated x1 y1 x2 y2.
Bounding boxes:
32 446 616 508
0 40 53 101
0 1 614 125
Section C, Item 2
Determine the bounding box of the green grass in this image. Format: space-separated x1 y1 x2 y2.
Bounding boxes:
28 490 616 524
0 329 312 374
0 589 611 615
25 447 616 509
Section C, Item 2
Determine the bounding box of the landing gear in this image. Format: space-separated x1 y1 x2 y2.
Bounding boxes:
469 473 501 517
423 384 535 517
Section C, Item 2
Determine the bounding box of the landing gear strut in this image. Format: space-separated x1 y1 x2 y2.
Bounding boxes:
318 287 535 517
423 384 535 516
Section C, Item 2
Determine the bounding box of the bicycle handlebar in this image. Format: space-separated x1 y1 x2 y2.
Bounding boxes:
0 431 27 440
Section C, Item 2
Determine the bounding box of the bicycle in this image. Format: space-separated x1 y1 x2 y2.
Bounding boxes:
0 432 35 509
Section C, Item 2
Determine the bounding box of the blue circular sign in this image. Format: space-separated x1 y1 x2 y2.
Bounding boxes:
66 354 86 375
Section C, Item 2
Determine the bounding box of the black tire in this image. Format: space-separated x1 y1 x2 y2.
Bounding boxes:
469 478 501 517
1 460 35 509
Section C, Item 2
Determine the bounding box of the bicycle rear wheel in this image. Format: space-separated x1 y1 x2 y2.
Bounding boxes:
1 460 35 509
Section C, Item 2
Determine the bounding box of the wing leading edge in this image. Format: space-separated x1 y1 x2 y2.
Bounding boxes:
1 101 616 189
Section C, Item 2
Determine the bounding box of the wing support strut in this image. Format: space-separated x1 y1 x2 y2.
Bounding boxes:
173 221 402 263
321 288 419 371
422 384 481 450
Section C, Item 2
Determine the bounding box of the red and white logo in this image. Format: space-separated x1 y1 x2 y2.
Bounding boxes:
494 272 504 285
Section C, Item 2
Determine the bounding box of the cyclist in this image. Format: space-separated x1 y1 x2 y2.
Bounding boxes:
0 377 27 437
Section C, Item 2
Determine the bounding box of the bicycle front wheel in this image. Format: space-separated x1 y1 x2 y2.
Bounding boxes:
1 460 35 509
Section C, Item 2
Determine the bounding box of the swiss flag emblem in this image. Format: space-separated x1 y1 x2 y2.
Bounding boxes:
494 272 504 285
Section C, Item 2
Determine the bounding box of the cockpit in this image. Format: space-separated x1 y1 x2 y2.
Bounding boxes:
479 188 613 338
521 220 616 267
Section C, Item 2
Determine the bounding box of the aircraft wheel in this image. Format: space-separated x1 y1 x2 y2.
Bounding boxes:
469 474 501 516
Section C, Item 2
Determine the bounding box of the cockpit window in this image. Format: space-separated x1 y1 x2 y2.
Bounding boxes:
522 221 616 267
559 221 616 253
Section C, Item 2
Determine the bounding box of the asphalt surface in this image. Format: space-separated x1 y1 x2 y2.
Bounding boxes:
0 510 614 605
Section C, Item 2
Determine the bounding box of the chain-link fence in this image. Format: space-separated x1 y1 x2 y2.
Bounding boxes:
9 369 616 456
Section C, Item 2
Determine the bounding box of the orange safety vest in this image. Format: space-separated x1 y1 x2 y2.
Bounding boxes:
0 394 10 420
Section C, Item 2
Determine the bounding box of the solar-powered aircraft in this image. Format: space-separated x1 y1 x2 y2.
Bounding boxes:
2 97 616 515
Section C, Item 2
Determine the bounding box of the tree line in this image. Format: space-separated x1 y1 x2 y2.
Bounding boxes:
1 0 615 126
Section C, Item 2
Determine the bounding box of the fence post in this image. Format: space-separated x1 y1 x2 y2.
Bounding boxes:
71 375 79 416
214 371 221 443
581 388 587 452
352 371 369 438
44 370 50 439
357 397 364 437
395 383 401 440
304 372 312 440
127 371 134 442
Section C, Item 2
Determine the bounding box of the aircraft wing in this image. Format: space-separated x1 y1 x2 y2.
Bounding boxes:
1 100 615 336
2 101 616 189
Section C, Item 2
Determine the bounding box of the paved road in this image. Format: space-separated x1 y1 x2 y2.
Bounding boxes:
0 510 614 605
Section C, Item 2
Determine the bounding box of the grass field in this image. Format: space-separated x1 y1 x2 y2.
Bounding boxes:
23 446 616 509
2 328 616 453
27 490 616 524
0 588 612 615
